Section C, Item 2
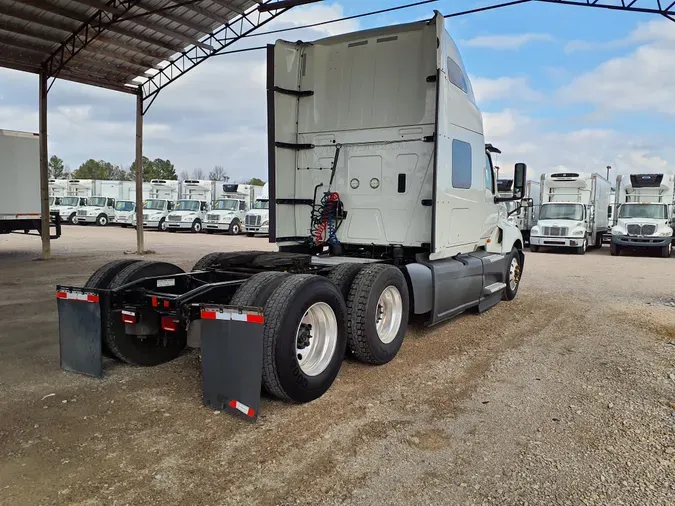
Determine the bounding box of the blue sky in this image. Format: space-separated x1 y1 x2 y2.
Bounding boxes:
0 0 673 180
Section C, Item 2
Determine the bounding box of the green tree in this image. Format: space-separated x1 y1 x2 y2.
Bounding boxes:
72 159 131 180
129 157 177 182
49 155 65 179
248 177 265 186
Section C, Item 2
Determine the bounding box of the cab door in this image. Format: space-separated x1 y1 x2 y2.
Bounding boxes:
480 153 499 240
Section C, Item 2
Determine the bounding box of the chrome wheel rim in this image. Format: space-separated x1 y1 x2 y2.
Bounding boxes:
100 216 107 226
376 286 402 344
509 257 521 291
160 221 167 231
194 222 201 232
295 302 338 377
232 224 240 234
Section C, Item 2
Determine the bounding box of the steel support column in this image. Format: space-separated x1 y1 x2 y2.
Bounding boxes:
39 67 50 259
135 89 144 255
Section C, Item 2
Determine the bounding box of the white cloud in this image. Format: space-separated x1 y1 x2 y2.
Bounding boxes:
471 76 543 104
564 18 674 53
462 33 553 50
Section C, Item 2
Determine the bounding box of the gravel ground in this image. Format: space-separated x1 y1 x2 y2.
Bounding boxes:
0 226 673 506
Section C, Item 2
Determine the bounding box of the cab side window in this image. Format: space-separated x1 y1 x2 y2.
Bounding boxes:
239 201 247 211
485 154 495 194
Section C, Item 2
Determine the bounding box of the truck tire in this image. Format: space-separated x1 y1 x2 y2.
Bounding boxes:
661 243 672 258
158 218 167 231
246 232 255 237
191 219 202 233
502 247 523 301
594 233 603 249
327 263 365 302
96 214 108 226
105 261 186 365
575 239 587 255
529 245 539 253
191 250 266 271
260 275 347 402
230 271 290 307
610 243 620 256
68 212 77 224
345 264 409 365
84 259 142 359
228 219 242 235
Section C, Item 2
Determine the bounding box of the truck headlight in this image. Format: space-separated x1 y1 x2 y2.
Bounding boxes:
572 229 585 237
531 227 540 236
658 228 673 237
611 228 625 236
261 221 269 227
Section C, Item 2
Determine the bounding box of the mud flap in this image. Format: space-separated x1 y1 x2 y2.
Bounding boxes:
199 305 264 422
56 287 103 378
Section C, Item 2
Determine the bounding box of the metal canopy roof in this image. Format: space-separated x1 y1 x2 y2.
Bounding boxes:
0 0 297 96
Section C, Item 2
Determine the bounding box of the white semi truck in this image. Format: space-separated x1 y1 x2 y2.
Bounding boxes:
498 179 540 244
0 129 60 238
114 200 136 228
55 14 530 411
610 173 674 257
76 180 133 226
141 179 179 230
166 179 212 232
244 182 269 236
204 183 259 235
530 172 611 254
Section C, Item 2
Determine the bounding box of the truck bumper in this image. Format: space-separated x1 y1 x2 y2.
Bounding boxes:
205 222 231 231
143 220 161 228
245 226 269 234
166 222 192 230
529 236 585 248
611 235 671 248
77 215 99 224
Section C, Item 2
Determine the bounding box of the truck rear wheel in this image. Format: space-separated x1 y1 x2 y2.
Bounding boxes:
191 250 266 271
345 264 409 365
84 259 142 359
105 261 186 365
502 247 523 301
327 263 365 301
260 275 347 402
230 271 290 308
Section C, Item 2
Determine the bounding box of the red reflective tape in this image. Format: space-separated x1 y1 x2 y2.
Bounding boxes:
151 296 158 307
201 311 217 320
87 294 99 303
56 291 98 303
228 399 255 418
56 291 67 299
247 314 264 324
160 316 178 332
163 300 170 308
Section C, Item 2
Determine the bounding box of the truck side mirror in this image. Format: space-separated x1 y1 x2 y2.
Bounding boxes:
514 163 527 196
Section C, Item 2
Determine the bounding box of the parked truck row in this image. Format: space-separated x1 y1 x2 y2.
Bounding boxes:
48 178 269 235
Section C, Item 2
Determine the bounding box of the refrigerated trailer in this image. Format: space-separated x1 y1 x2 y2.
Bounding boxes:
610 173 674 257
56 13 530 418
0 130 61 238
530 172 611 254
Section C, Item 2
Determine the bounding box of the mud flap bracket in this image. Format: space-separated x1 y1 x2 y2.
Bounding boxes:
56 287 103 378
198 305 264 422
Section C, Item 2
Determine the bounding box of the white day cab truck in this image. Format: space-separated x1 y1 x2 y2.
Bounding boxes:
204 183 261 235
75 180 136 226
114 200 136 228
142 179 179 231
0 129 61 238
244 182 270 236
498 178 540 244
530 172 611 254
166 179 213 233
55 14 530 419
610 173 674 257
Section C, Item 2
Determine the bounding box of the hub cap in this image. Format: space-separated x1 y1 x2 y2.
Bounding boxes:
376 286 403 344
509 257 521 291
295 302 338 377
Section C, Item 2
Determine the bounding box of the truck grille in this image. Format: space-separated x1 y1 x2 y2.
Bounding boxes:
542 226 568 237
641 224 656 236
206 214 220 222
77 210 87 216
626 224 641 235
246 215 261 227
168 215 182 222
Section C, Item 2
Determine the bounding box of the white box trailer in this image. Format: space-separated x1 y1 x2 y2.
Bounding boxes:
54 13 531 412
0 129 60 238
530 172 611 254
610 173 674 257
49 179 68 198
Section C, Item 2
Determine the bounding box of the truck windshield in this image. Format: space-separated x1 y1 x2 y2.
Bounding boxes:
49 197 59 206
540 203 584 221
115 201 134 212
144 199 165 210
175 200 200 211
253 200 269 210
86 197 107 207
60 197 80 207
618 203 667 219
212 199 239 211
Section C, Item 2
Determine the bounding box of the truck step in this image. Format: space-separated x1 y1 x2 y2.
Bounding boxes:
483 282 506 295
